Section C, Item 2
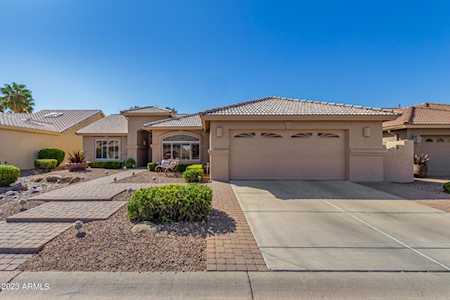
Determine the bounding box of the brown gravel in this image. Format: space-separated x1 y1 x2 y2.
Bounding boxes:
0 200 45 221
117 171 184 184
20 193 207 272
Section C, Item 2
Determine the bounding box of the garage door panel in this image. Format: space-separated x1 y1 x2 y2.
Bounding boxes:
230 130 346 180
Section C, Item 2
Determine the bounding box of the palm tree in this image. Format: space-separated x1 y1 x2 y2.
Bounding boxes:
0 83 35 113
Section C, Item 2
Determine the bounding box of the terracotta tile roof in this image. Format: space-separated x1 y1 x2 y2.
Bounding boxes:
144 114 202 128
120 106 173 115
384 103 450 128
0 110 102 133
201 96 395 116
77 114 128 135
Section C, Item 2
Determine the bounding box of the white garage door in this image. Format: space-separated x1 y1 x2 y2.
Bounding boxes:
416 136 450 176
230 130 347 180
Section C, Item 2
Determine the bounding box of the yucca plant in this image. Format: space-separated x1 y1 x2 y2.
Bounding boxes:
67 151 87 172
414 153 430 178
68 151 85 164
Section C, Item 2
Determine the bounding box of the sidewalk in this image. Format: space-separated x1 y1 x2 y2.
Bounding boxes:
2 271 450 299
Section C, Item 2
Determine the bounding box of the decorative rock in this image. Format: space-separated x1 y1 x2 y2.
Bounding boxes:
33 177 44 183
12 182 27 191
5 191 18 197
104 171 110 175
74 220 86 238
131 222 158 234
18 199 27 211
69 177 82 184
46 175 63 183
30 186 42 193
59 177 73 184
113 177 117 182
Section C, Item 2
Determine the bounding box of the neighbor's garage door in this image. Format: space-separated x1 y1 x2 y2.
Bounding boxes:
230 130 346 180
416 136 450 176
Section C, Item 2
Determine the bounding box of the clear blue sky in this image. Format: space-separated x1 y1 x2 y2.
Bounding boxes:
2 0 450 114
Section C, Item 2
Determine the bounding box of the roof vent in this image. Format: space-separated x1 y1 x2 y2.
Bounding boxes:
44 112 64 118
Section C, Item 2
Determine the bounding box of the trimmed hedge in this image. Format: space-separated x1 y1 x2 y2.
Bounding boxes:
183 169 204 183
128 184 213 223
0 164 20 187
37 148 65 166
125 158 136 169
147 162 157 172
444 182 450 194
34 159 58 170
89 161 123 169
175 164 189 173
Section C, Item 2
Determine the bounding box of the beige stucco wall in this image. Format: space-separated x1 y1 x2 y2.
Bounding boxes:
208 120 386 182
383 140 414 183
82 135 128 163
386 128 450 177
0 113 103 170
150 129 209 164
126 116 169 166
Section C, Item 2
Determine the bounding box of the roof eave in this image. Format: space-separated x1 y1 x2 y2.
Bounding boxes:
0 125 61 135
383 124 450 130
76 132 128 136
143 126 202 131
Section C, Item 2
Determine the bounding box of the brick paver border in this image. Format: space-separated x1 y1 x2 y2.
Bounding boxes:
207 182 267 271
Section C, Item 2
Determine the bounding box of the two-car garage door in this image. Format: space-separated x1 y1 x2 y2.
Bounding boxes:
230 130 346 180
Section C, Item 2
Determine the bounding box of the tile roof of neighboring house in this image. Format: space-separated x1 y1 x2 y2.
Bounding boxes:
201 96 396 116
0 110 102 133
144 114 202 128
120 106 173 115
384 102 450 128
77 114 128 135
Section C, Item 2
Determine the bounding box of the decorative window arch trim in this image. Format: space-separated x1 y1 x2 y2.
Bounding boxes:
318 132 340 138
261 132 283 138
425 138 434 143
291 132 313 138
233 132 256 138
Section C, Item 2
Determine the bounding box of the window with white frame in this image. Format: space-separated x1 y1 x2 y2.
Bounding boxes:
162 134 200 160
95 139 120 160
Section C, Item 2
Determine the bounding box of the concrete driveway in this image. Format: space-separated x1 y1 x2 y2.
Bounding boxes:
231 180 450 271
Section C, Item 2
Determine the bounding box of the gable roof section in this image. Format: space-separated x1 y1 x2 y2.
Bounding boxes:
120 106 173 116
77 114 128 135
144 114 202 129
384 103 450 129
0 110 102 134
201 96 396 117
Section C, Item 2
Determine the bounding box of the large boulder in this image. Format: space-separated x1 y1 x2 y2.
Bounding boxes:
45 175 63 183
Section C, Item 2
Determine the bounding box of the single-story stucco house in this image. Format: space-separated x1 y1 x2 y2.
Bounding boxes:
78 96 414 182
0 110 103 169
383 102 450 177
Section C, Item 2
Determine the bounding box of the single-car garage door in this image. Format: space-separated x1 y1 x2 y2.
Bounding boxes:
230 130 347 180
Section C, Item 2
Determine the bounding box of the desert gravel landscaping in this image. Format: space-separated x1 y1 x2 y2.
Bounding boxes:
19 193 208 272
116 171 184 184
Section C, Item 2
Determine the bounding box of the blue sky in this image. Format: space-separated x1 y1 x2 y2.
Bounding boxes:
1 0 450 114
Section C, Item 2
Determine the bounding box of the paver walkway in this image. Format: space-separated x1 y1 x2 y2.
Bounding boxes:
0 170 140 271
0 222 71 254
207 182 267 272
6 201 126 223
29 169 145 201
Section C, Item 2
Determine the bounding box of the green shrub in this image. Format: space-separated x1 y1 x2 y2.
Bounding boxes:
186 164 203 171
128 184 213 223
34 159 58 170
37 148 65 166
147 162 157 172
89 161 123 169
175 164 189 173
125 158 136 169
0 164 20 187
444 182 450 194
183 168 204 183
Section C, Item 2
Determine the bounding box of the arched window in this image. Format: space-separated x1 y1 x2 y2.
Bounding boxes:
425 138 434 143
162 134 200 160
437 138 445 143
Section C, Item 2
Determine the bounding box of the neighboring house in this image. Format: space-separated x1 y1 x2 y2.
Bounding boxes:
0 110 103 169
78 96 406 182
383 102 450 177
